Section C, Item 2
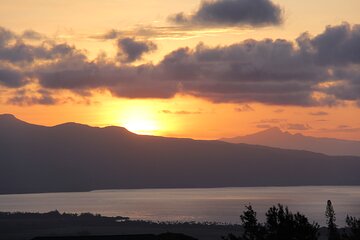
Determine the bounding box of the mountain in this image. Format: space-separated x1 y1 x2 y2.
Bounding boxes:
1 114 360 194
220 127 360 156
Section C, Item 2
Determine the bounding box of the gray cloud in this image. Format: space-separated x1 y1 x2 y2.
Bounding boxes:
0 24 360 107
309 111 328 116
235 104 254 112
310 23 360 66
169 0 283 28
21 30 44 40
7 89 57 106
100 29 122 40
0 26 84 64
117 38 157 63
0 65 27 88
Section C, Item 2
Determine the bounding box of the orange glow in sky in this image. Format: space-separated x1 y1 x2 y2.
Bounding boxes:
0 0 360 140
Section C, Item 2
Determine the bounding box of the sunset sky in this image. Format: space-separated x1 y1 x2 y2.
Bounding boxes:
0 0 360 140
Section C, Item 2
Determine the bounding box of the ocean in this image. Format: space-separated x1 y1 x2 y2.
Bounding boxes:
1 186 359 226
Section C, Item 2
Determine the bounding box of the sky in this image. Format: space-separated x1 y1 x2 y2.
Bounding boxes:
0 0 360 140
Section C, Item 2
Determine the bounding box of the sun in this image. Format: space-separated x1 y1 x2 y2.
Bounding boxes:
123 118 158 135
119 104 160 135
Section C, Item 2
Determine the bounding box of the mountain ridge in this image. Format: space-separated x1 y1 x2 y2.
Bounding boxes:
220 127 360 156
1 114 360 194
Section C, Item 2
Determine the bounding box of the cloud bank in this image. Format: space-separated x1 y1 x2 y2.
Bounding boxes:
0 23 360 107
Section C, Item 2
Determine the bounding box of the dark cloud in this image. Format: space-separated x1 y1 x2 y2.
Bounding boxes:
117 38 157 63
35 59 179 99
235 104 254 112
310 23 360 66
103 30 122 39
0 24 360 107
156 39 328 105
0 65 27 88
169 0 283 28
7 89 57 106
0 26 84 63
34 37 326 105
309 111 328 116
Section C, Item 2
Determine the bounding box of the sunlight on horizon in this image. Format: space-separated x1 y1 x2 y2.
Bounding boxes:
119 105 161 135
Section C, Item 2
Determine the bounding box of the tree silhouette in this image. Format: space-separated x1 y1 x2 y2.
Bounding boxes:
326 200 340 240
343 216 360 240
239 205 266 240
265 204 319 240
224 204 319 240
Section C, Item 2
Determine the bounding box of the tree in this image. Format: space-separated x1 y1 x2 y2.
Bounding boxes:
343 215 360 240
325 200 340 240
239 205 265 240
265 204 319 240
225 204 319 240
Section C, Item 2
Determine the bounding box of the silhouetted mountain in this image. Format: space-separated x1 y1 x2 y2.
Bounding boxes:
220 127 360 156
1 114 360 194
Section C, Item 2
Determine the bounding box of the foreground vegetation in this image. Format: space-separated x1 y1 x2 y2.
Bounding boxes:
225 200 360 240
1 201 360 240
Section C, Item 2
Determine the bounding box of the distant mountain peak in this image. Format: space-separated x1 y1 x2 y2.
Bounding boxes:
220 126 360 156
0 113 17 120
261 127 283 134
0 113 28 125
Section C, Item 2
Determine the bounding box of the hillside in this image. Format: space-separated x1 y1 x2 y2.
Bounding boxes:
1 114 360 194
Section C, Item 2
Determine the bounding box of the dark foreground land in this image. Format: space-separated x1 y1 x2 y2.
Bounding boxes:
32 233 198 240
2 209 359 240
0 211 241 240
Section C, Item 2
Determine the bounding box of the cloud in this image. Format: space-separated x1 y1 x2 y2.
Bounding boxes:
235 104 254 112
117 38 157 63
7 89 57 106
21 30 44 40
99 29 122 40
274 109 284 113
310 23 360 66
286 123 311 131
169 0 283 28
309 111 328 116
35 59 179 99
319 125 360 133
161 110 202 115
0 65 27 88
0 23 360 107
256 118 286 124
0 26 85 64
